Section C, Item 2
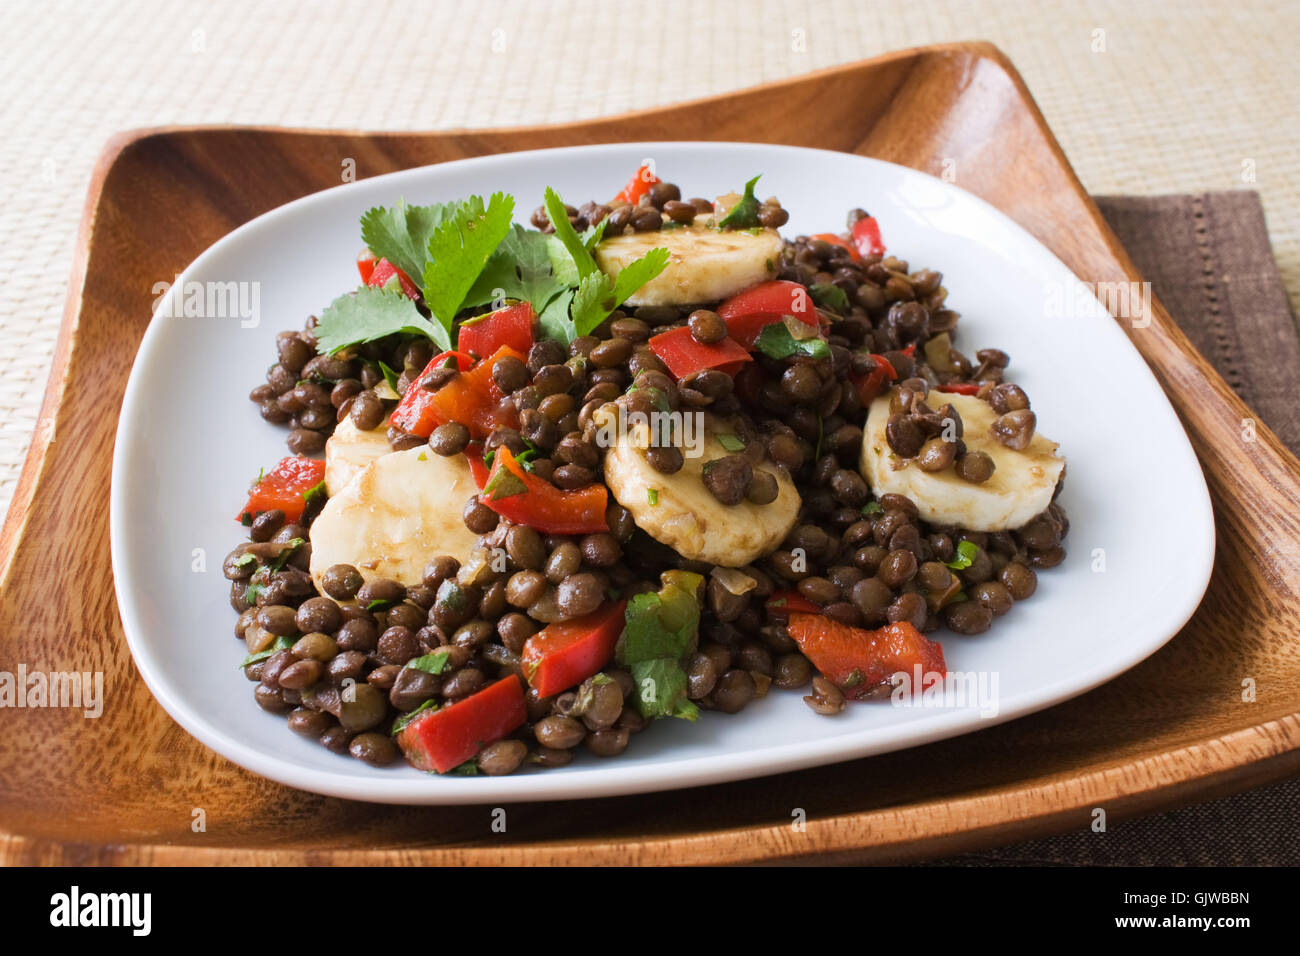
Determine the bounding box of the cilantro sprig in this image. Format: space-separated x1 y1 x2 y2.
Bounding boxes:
315 286 451 354
718 174 762 229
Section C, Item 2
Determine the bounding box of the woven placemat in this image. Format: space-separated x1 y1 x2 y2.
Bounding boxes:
2 0 1298 520
930 191 1300 866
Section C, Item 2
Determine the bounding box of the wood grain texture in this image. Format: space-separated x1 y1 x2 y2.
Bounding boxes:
3 42 1298 866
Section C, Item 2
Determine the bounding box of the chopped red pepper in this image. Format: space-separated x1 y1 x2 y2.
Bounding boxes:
849 353 899 406
395 675 527 773
366 257 420 299
612 164 659 206
851 215 885 259
716 280 818 348
457 301 535 360
935 382 981 395
480 446 609 535
237 456 325 525
647 326 752 379
521 601 628 698
356 248 377 284
786 614 946 700
810 232 861 263
390 346 521 439
764 589 822 620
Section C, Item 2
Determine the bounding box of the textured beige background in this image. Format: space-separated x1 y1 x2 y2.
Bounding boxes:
1 0 1297 522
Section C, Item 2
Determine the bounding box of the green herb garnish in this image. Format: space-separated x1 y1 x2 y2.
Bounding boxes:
391 698 438 735
405 650 454 675
810 282 850 313
239 634 295 669
945 540 980 571
421 192 516 339
862 501 884 516
718 174 762 229
716 434 745 453
360 199 458 287
315 285 451 355
647 488 659 506
754 322 830 361
616 570 704 722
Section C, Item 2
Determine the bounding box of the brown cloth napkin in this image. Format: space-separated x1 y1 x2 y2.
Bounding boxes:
928 191 1300 866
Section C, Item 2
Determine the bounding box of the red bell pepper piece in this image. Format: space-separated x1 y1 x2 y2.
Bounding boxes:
851 215 885 259
764 589 822 620
395 675 527 773
935 382 981 395
366 257 420 299
811 232 861 263
390 346 521 439
612 164 659 206
356 248 377 284
786 614 946 700
716 280 818 348
849 353 899 406
647 326 752 379
521 601 628 698
237 456 325 525
457 301 535 360
481 446 609 535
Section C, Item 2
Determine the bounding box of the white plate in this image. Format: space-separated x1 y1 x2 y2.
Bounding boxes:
111 142 1214 804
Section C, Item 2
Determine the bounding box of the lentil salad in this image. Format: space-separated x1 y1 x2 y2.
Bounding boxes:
228 164 1069 775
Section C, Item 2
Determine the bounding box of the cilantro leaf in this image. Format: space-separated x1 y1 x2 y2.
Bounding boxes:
315 286 450 355
301 479 327 506
544 187 597 279
570 247 670 337
810 282 849 313
631 658 696 721
422 192 516 336
391 698 438 736
538 287 576 344
239 634 295 669
946 540 980 571
754 322 830 361
716 434 745 453
360 200 458 285
718 175 762 229
464 224 568 316
405 650 453 675
377 360 401 394
647 488 659 505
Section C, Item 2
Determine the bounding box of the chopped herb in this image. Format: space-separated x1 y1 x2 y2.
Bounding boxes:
718 174 762 229
464 223 571 318
315 285 451 355
945 540 980 571
862 500 884 515
405 650 454 675
378 360 401 394
243 567 269 605
483 463 528 500
240 511 255 527
810 282 850 313
753 322 831 361
301 479 327 505
616 570 704 721
417 451 428 461
716 434 745 453
422 192 516 340
239 634 296 669
268 537 305 573
366 598 394 612
360 199 458 287
446 759 480 776
647 488 659 506
546 186 669 338
232 552 257 570
391 698 438 735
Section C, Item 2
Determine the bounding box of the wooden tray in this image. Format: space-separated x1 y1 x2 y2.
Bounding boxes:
3 42 1298 866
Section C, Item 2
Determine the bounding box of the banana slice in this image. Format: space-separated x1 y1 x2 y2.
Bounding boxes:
595 224 783 307
309 446 481 589
599 408 800 567
324 416 393 497
860 392 1064 531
